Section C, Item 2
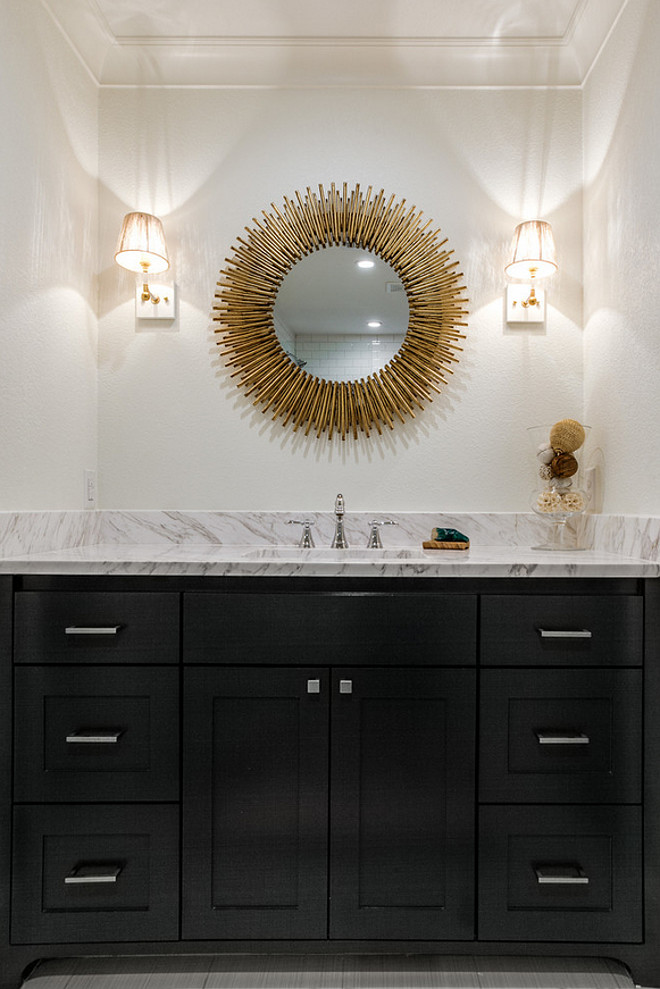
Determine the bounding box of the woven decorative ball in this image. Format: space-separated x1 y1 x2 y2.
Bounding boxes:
549 418 586 454
538 464 553 481
551 452 578 478
536 490 562 513
561 491 585 513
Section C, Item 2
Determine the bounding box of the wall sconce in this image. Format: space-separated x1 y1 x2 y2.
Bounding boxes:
114 211 175 318
504 220 557 324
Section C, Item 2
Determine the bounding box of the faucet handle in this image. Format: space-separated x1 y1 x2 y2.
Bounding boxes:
366 519 397 549
287 519 316 548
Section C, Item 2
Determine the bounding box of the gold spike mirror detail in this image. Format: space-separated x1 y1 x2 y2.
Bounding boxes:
214 182 468 440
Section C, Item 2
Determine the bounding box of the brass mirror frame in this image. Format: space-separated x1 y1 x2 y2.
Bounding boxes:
214 183 468 440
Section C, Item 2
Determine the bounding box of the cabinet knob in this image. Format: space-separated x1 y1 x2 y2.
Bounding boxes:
339 679 353 695
307 679 321 694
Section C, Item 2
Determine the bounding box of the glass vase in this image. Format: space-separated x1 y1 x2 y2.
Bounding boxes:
527 423 591 551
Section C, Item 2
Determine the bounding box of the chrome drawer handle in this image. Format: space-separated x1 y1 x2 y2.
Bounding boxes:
65 626 122 635
537 628 592 639
307 679 321 694
536 731 590 745
339 679 353 695
66 729 123 744
535 865 589 885
65 864 122 885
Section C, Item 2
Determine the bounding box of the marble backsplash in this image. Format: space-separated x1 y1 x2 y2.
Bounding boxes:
0 509 658 562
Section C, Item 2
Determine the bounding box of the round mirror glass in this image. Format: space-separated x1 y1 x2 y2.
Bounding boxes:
273 246 409 382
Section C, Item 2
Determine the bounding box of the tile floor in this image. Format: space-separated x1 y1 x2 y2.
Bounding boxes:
21 955 636 989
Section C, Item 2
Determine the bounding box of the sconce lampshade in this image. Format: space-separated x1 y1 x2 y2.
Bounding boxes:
115 211 170 274
505 220 557 280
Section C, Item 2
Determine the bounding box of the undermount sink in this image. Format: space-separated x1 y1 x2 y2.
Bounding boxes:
242 546 422 561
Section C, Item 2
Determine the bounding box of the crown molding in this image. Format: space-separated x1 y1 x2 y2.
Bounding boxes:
40 0 626 89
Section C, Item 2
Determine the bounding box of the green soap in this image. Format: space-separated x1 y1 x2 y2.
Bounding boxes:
431 527 469 543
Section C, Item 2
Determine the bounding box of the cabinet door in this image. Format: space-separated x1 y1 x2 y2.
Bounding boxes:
329 668 476 940
182 667 329 939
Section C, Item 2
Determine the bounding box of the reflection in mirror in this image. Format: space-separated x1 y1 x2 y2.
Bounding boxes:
274 247 408 382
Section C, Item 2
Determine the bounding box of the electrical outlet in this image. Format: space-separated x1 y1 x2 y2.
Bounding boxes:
83 469 96 509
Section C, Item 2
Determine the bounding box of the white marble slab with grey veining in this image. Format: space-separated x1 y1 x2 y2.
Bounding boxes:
0 510 657 577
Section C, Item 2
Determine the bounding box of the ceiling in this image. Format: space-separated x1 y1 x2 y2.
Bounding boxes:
42 0 626 87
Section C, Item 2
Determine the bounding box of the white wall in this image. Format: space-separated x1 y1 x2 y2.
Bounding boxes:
98 86 584 511
0 0 98 510
583 0 660 514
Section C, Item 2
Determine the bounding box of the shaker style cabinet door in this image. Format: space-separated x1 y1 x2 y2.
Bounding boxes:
182 667 330 940
329 668 476 940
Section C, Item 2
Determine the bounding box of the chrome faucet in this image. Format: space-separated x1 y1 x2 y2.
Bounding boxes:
366 519 398 548
287 519 315 548
331 493 349 548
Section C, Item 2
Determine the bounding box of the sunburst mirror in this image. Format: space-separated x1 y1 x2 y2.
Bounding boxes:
214 183 468 440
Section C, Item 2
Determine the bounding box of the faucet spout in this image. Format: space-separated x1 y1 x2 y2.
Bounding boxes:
331 493 349 549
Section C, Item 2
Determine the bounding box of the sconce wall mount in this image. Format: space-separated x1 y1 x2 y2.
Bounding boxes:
115 211 176 319
504 219 557 325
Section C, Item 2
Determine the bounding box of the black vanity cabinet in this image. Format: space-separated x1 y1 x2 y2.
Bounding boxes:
182 666 475 941
478 595 644 944
1 574 659 989
9 589 181 947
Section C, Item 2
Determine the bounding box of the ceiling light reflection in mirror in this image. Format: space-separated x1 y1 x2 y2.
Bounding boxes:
273 247 409 383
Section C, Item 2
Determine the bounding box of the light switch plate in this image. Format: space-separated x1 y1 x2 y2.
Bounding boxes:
135 283 176 319
506 283 545 323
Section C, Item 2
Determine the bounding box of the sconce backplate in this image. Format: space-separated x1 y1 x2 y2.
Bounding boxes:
506 284 545 324
136 284 176 319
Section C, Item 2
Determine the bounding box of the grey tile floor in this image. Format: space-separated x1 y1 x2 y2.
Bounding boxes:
22 956 636 989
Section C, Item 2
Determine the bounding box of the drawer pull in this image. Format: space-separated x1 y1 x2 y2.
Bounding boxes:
339 679 353 695
535 865 589 885
65 729 123 744
65 626 122 635
536 731 590 745
65 864 122 885
537 628 592 639
307 679 321 694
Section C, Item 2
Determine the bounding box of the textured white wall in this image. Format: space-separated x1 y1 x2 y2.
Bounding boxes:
98 87 583 511
584 0 660 514
0 0 98 510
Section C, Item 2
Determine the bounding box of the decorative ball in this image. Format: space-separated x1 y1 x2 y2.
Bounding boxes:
553 476 573 490
549 418 586 454
536 443 554 465
551 452 578 478
561 491 585 512
538 464 553 481
536 490 562 513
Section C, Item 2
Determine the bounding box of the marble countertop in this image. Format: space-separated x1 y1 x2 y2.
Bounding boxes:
0 542 656 578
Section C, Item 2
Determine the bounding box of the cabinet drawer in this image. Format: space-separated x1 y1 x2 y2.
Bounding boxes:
11 804 179 944
481 595 642 666
14 667 179 802
14 591 179 664
478 805 642 943
479 669 642 803
183 591 476 665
